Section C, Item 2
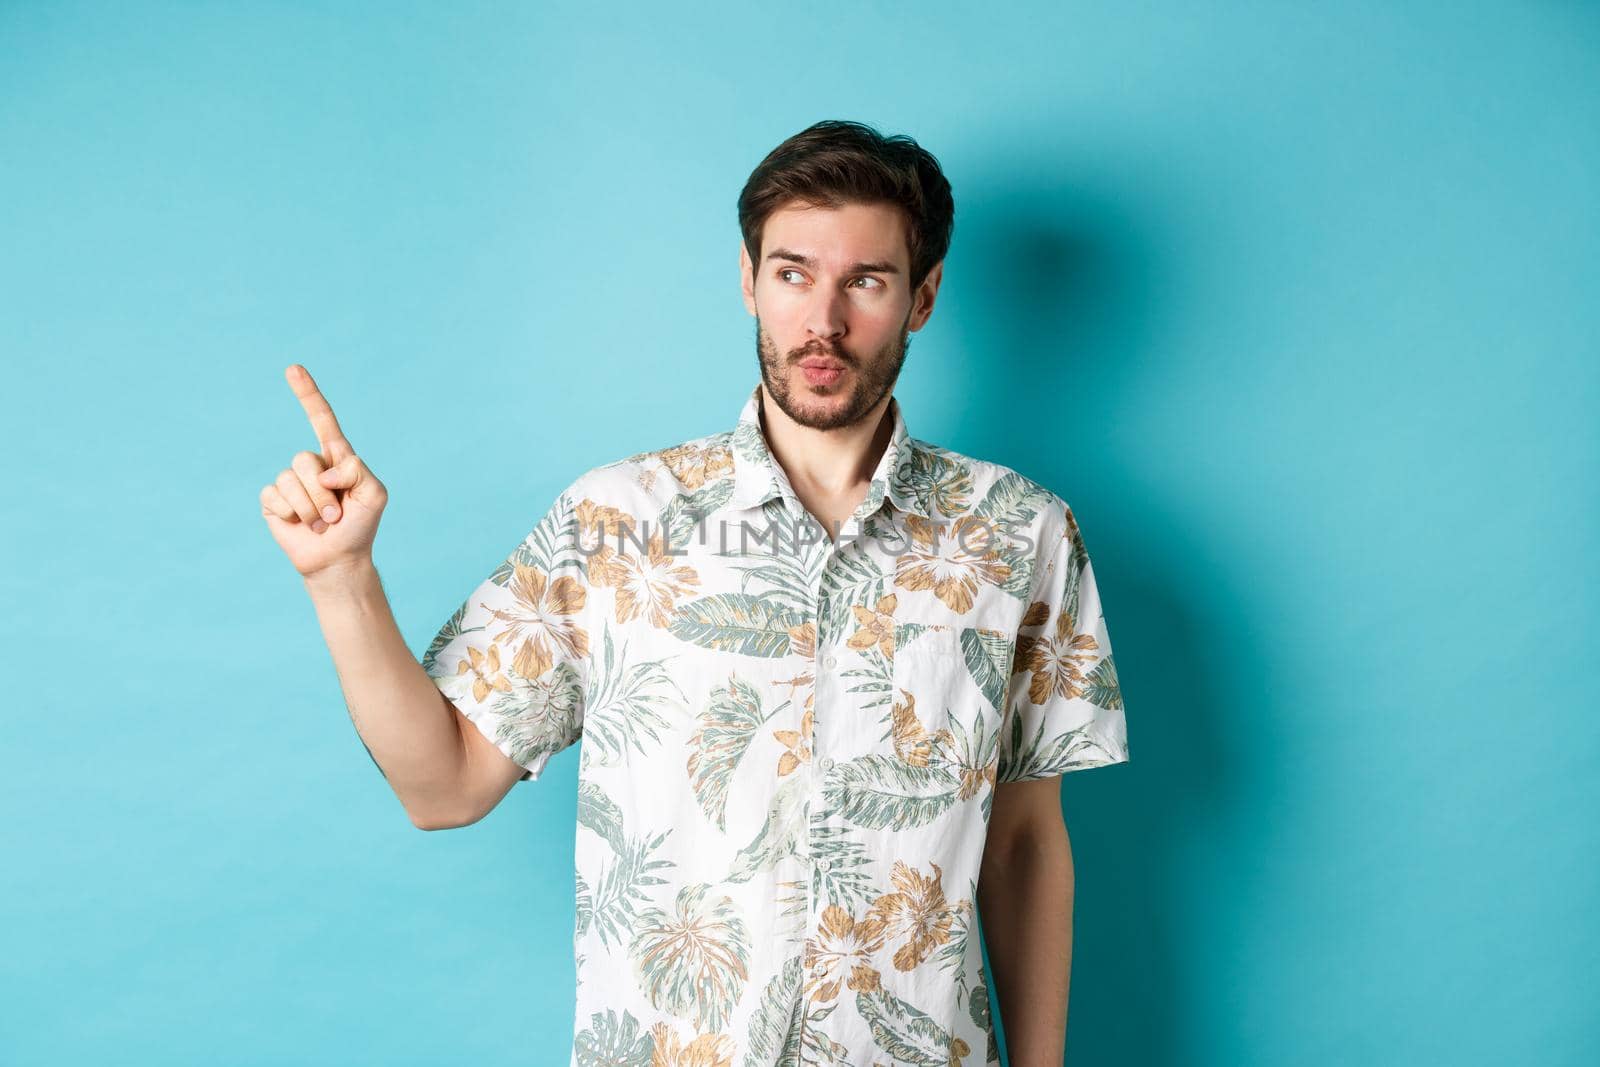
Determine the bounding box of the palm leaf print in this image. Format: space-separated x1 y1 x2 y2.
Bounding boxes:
855 985 970 1067
973 473 1056 599
742 954 805 1066
743 961 849 1067
582 625 682 767
574 871 593 939
940 707 1000 811
817 550 891 637
1060 553 1084 629
798 1012 850 1066
999 716 1113 782
958 627 1014 711
727 772 809 883
734 542 816 612
419 599 472 674
668 593 808 657
719 494 832 599
588 829 676 950
496 488 585 581
1063 507 1091 578
932 883 978 988
489 661 583 768
967 965 997 1065
687 675 773 831
577 779 627 854
967 972 990 1028
573 1008 654 1067
806 821 875 913
957 877 984 1003
892 621 951 653
1082 652 1122 711
729 418 768 465
972 470 1054 529
905 444 974 517
629 883 751 1034
657 477 736 550
842 661 894 713
775 879 809 935
823 754 957 830
992 540 1039 600
582 771 668 947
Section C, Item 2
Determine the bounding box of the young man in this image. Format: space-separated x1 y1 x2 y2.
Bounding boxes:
261 120 1130 1067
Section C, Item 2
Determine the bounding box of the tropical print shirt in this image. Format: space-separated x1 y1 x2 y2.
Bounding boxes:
420 382 1130 1067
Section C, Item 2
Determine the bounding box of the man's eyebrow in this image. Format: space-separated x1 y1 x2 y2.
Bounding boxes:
764 247 901 275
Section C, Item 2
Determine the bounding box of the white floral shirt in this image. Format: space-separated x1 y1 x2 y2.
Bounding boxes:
421 382 1130 1066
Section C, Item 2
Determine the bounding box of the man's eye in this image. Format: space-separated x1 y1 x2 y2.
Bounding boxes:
775 269 882 289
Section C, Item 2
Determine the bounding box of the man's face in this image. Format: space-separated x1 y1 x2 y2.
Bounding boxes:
740 200 943 431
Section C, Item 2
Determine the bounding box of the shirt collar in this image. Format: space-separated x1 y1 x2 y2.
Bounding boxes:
726 382 932 519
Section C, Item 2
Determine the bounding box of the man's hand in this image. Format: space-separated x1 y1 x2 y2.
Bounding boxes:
259 364 389 581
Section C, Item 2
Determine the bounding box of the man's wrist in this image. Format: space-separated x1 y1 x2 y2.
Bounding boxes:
303 556 380 601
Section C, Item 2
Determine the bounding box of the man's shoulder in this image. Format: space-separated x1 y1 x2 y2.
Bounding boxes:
908 436 1072 531
561 425 739 514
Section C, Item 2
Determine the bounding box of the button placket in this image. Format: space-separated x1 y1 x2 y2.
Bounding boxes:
803 533 845 1048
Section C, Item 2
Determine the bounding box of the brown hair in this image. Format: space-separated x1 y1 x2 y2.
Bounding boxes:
738 120 955 292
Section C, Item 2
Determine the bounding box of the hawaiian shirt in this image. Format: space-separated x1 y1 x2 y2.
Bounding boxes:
420 381 1130 1067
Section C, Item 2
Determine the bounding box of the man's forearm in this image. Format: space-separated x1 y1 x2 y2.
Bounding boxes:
303 559 467 827
977 822 1075 1066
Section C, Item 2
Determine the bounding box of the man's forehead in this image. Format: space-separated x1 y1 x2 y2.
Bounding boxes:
761 201 909 271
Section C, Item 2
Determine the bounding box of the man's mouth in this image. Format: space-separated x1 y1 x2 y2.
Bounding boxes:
798 356 847 386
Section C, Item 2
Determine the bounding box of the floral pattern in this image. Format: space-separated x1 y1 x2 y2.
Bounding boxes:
421 382 1130 1066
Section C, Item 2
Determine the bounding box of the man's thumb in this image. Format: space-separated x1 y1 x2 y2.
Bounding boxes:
318 455 378 503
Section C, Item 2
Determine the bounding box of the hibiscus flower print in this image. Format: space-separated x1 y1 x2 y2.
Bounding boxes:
846 592 897 660
802 903 887 1003
486 562 589 681
592 526 702 629
866 860 969 972
1015 597 1099 705
893 515 1011 615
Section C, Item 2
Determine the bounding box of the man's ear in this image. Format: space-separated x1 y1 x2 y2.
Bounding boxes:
909 259 945 331
739 243 757 316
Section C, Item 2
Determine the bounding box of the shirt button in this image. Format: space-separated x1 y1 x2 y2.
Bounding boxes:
823 654 838 669
819 756 836 773
816 858 833 872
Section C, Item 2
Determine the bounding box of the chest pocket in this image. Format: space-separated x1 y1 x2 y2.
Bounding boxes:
890 624 1013 767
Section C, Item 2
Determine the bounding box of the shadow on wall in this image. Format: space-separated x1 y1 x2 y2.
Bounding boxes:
958 170 1269 1066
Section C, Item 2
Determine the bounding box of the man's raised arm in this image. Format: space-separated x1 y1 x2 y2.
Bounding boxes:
258 364 524 829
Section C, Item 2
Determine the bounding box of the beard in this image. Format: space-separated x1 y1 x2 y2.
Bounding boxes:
754 311 913 431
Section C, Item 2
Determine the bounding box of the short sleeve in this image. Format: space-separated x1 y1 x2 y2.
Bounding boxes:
419 479 592 782
998 498 1130 782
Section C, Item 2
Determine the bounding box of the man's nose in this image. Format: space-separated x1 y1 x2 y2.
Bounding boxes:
804 287 848 345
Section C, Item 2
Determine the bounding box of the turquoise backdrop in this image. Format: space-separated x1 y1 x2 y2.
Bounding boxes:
3 2 1595 1064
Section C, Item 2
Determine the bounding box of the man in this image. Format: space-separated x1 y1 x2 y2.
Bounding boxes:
261 119 1130 1067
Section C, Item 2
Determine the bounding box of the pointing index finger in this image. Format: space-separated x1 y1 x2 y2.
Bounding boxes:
285 364 354 463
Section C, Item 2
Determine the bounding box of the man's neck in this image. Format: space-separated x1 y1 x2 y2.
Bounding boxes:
758 383 895 532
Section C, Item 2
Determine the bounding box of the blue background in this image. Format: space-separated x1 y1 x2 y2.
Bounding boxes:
3 2 1595 1064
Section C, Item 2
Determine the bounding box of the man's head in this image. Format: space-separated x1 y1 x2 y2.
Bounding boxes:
738 120 954 432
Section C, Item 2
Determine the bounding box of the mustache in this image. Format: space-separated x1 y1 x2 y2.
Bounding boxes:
791 344 850 363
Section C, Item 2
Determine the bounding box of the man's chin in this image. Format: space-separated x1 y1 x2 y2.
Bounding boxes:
790 395 870 431
789 376 853 405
